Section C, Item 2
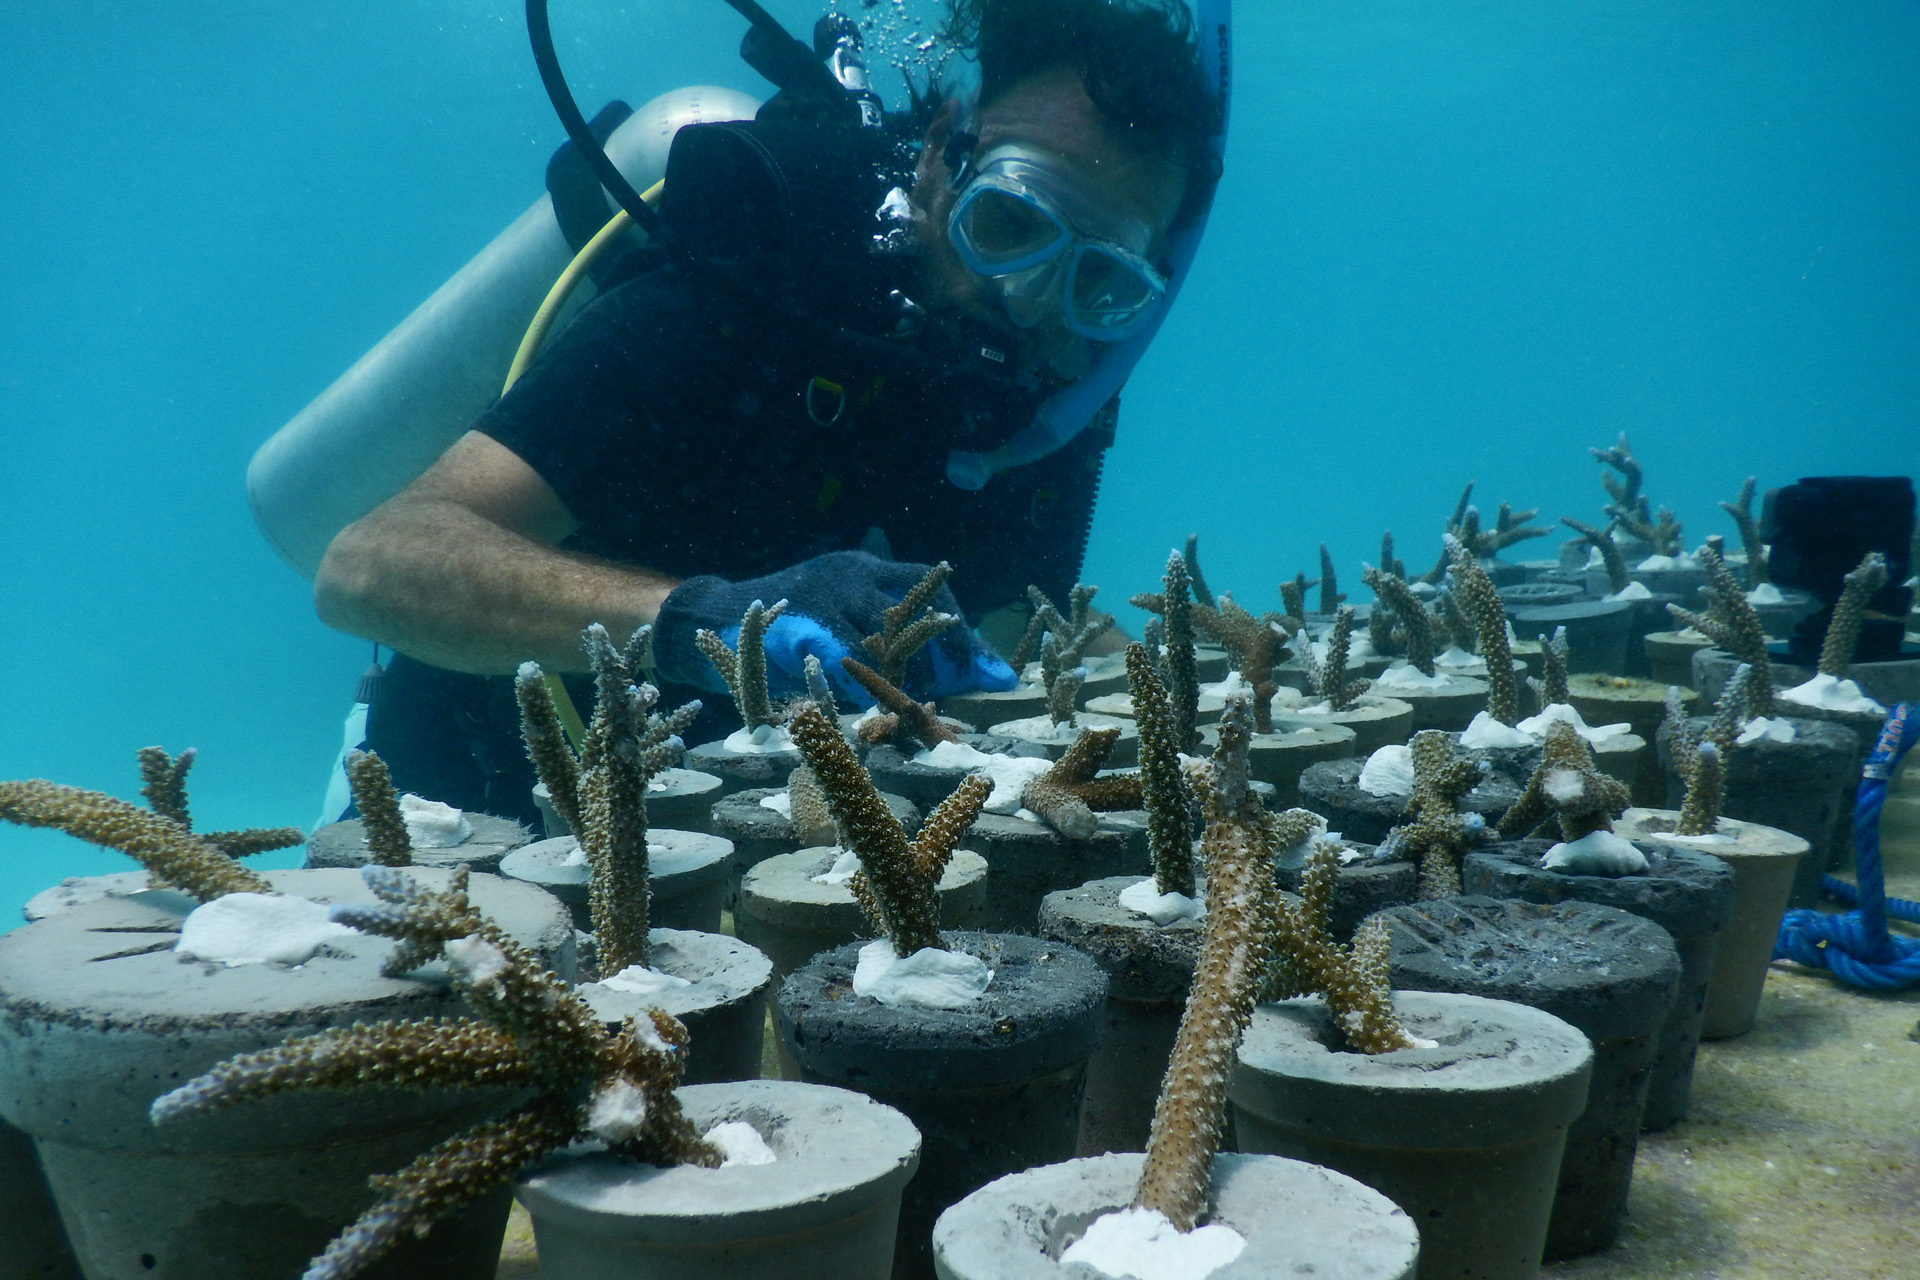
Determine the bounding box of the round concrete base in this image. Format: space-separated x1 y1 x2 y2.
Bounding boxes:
986 714 1139 766
1298 757 1521 847
1036 876 1204 1156
306 811 533 875
684 740 804 796
1197 721 1357 809
778 932 1106 1279
864 738 1050 811
576 929 773 1086
937 685 1049 732
711 788 920 907
1566 675 1695 807
960 812 1150 932
0 868 573 1280
1642 630 1713 687
518 1080 920 1280
932 1151 1419 1280
1614 808 1809 1039
1464 839 1735 1130
1380 897 1679 1260
738 847 988 988
499 831 732 935
1282 695 1415 758
1511 599 1634 676
1232 992 1593 1280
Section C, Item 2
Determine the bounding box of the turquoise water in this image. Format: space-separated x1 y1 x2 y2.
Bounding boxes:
3 1 1916 923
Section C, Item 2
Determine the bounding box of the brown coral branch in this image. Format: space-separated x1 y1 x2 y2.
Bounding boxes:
1191 594 1293 733
138 746 194 827
1318 543 1345 614
785 764 838 848
1446 535 1519 724
1561 516 1631 595
516 662 582 833
1719 476 1768 585
696 599 788 729
864 561 960 688
1126 643 1196 898
787 701 988 953
1818 552 1889 677
1133 694 1279 1231
1665 544 1773 718
1301 605 1372 710
841 657 959 747
344 750 413 867
1268 836 1418 1054
1020 727 1139 839
1496 721 1630 842
1363 566 1436 676
1384 731 1487 899
0 780 271 901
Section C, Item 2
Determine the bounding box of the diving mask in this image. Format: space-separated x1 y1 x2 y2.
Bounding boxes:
947 145 1169 342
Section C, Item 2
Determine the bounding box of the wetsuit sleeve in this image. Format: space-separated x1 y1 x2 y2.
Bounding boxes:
470 266 750 548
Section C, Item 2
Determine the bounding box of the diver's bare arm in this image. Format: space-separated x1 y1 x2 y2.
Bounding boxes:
314 432 677 674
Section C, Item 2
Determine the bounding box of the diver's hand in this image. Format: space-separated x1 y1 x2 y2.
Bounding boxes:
652 551 1016 704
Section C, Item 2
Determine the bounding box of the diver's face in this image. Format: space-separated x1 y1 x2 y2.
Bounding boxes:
912 66 1189 378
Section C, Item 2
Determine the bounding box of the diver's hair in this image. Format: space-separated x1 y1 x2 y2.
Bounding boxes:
944 0 1221 220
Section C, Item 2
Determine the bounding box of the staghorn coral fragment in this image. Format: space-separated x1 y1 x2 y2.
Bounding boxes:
0 779 272 901
128 747 304 872
1719 476 1769 584
863 561 961 688
1664 667 1749 836
1191 593 1294 733
1560 516 1630 595
157 865 718 1280
1364 563 1434 674
1126 643 1196 898
344 750 413 867
1129 552 1202 752
1020 727 1142 840
1266 834 1419 1054
1318 543 1346 614
1666 545 1773 718
802 654 841 723
1818 552 1889 677
696 599 788 729
1382 731 1489 899
786 764 839 848
1526 626 1570 711
1591 434 1642 512
841 656 961 747
1183 533 1216 609
138 746 193 827
1496 720 1631 842
1278 576 1310 624
516 662 582 833
1446 535 1519 724
786 701 990 954
150 1019 536 1125
1132 694 1280 1231
1300 605 1372 710
1418 484 1549 582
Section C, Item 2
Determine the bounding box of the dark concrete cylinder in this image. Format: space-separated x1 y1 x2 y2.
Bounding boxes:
960 812 1150 932
863 738 1048 811
1298 757 1521 847
710 787 920 907
497 831 732 935
1510 600 1634 676
777 933 1106 1280
1036 876 1204 1156
684 738 803 796
1462 840 1734 1130
305 812 533 875
1231 992 1593 1280
1655 712 1857 908
1379 897 1679 1260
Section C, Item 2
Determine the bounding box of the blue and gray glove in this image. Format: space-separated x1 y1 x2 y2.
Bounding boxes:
652 551 1017 705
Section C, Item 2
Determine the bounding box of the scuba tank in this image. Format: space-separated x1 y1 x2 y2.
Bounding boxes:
246 85 761 580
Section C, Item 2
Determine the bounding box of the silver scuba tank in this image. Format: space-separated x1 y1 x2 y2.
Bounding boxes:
247 85 761 580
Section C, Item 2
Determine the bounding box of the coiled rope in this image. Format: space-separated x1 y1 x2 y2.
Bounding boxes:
1774 703 1920 989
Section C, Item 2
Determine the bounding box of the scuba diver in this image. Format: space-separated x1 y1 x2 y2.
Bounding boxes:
305 0 1226 823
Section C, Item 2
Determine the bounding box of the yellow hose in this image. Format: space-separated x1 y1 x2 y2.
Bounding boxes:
509 182 665 750
502 179 665 394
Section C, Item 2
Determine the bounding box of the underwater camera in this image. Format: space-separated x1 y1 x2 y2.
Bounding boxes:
1767 475 1917 665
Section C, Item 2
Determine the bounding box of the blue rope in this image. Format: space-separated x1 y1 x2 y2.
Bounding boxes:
1774 703 1920 990
1820 874 1920 924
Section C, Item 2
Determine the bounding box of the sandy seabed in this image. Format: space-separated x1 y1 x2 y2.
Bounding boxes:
497 769 1920 1280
